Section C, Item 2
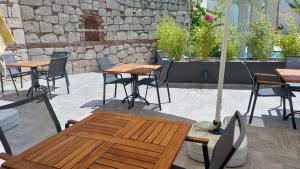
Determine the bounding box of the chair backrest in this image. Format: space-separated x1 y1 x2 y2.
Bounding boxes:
209 111 246 169
2 53 22 76
97 57 113 71
48 57 68 78
158 59 174 85
285 56 300 69
0 94 61 156
52 52 69 58
241 61 255 86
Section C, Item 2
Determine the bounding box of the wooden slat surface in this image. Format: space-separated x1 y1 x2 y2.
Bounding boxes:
104 64 161 75
6 60 50 68
276 69 300 83
2 112 191 169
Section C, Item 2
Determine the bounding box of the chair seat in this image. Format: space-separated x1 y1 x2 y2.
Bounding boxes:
288 83 300 91
106 76 132 85
257 87 294 97
138 77 156 86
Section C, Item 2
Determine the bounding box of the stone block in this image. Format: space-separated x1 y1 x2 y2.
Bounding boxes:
130 24 143 31
63 6 75 14
139 33 148 40
110 46 117 54
99 9 107 16
59 36 67 43
85 49 96 59
55 0 68 5
67 32 80 43
73 67 86 74
45 48 54 55
6 18 22 28
0 4 7 17
124 17 133 24
69 0 79 6
25 33 40 43
103 47 110 55
53 25 64 35
43 16 58 24
94 45 104 52
120 24 129 31
127 31 138 40
117 32 127 40
76 46 85 53
81 3 92 10
111 10 120 17
40 22 53 33
65 23 74 32
35 6 52 16
19 0 43 6
13 29 25 45
114 16 123 24
40 33 58 43
12 4 21 18
106 0 119 10
70 15 78 22
106 32 117 41
58 13 69 25
140 17 152 25
117 51 127 59
28 48 44 56
23 21 40 33
52 4 62 13
125 8 133 16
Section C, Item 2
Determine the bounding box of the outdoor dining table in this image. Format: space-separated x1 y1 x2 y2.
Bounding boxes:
276 69 300 83
1 111 191 169
104 64 161 109
6 60 50 97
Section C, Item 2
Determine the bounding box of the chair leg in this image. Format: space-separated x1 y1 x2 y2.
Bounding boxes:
246 89 254 115
155 80 162 110
46 78 52 98
287 94 296 129
11 76 19 96
114 83 117 98
65 76 70 94
202 144 210 169
283 97 287 120
103 83 106 105
145 85 149 99
20 76 23 88
249 94 258 124
51 79 55 91
1 76 3 94
122 83 130 104
166 82 171 103
65 73 70 86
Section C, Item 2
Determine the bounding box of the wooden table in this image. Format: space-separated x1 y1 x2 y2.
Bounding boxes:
2 112 191 169
276 69 300 83
6 60 50 97
104 64 161 109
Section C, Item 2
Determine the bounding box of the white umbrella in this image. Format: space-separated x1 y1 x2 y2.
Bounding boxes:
210 0 232 134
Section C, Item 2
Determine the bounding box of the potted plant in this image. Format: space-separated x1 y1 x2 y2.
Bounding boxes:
278 15 300 58
246 10 275 61
156 16 189 61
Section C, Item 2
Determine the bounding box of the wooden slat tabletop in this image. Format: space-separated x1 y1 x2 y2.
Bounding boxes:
276 69 300 83
2 112 191 169
6 60 50 68
104 64 161 75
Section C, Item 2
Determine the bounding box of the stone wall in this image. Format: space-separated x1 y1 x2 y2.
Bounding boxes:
1 0 190 74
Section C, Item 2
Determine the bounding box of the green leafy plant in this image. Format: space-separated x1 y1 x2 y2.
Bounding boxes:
278 15 300 56
193 26 215 60
214 26 241 60
246 10 275 60
156 16 188 60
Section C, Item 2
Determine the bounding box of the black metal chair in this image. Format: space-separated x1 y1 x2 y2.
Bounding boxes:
138 59 174 110
97 57 133 105
285 56 300 91
1 53 31 96
172 111 246 169
37 57 70 98
0 94 62 156
52 52 70 89
242 61 296 129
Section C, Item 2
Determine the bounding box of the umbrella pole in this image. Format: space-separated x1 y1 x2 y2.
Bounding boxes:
209 0 232 135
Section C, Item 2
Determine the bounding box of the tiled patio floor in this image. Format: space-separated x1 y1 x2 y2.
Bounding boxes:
0 72 300 168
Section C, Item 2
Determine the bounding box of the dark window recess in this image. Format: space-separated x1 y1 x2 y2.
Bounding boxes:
84 17 100 41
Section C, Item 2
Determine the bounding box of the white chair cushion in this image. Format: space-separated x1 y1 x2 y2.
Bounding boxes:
187 121 248 167
0 108 19 131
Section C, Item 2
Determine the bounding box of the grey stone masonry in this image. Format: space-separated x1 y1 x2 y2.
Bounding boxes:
2 0 190 74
